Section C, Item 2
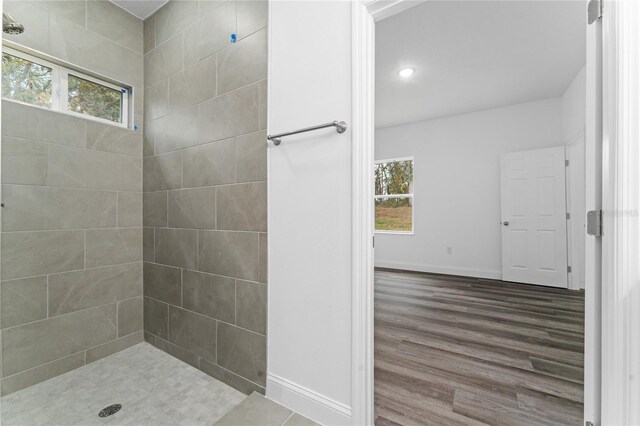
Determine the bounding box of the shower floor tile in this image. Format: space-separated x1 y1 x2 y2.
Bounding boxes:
0 343 246 426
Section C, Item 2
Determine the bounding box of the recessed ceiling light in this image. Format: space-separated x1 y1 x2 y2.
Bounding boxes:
398 67 415 78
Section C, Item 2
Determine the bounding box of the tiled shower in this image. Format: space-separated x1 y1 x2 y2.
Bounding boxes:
0 0 267 419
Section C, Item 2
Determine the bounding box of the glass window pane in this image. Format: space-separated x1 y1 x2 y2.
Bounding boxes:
375 197 413 232
2 53 53 108
375 159 413 196
67 74 122 123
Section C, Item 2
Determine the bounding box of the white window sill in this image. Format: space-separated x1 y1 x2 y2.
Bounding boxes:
374 230 415 235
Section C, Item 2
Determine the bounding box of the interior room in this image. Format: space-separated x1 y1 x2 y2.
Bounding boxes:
373 1 587 424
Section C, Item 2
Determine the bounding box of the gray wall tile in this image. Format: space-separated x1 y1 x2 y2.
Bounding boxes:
49 14 143 88
143 191 168 227
236 131 267 183
48 263 143 316
139 0 267 395
85 228 143 268
118 192 143 227
86 121 143 158
169 55 217 111
2 304 117 376
237 1 268 39
1 230 84 280
183 138 236 187
2 185 117 232
31 0 87 28
143 152 183 191
118 297 144 337
199 358 265 395
143 120 156 157
155 228 197 270
143 228 155 262
153 336 198 368
87 0 144 54
48 145 142 192
144 331 156 344
198 0 226 17
182 270 235 322
216 182 267 231
145 33 183 87
236 280 266 335
143 262 181 305
198 83 259 143
217 29 267 95
1 276 47 329
217 323 266 386
258 79 267 130
167 187 216 229
182 1 236 67
0 352 85 397
144 15 156 54
85 331 143 364
155 0 198 46
143 296 168 340
198 230 259 281
2 101 85 148
258 233 268 284
1 0 144 390
168 306 216 362
154 106 198 154
145 80 169 121
1 136 47 186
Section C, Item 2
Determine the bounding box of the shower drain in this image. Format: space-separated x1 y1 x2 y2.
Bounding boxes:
98 404 122 418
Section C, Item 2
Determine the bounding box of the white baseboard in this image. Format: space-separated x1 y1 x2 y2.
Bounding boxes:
266 373 351 425
374 260 502 280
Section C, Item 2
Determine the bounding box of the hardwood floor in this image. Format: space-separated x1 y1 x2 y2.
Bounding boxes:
374 269 585 426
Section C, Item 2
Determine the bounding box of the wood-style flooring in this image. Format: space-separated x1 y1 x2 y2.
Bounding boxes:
374 269 585 426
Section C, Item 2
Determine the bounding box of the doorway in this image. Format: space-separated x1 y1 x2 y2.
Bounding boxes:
362 1 591 424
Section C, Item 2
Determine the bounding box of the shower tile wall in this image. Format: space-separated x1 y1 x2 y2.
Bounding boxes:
0 1 144 395
142 0 268 395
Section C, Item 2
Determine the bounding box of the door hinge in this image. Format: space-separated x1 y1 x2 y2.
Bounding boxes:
586 422 595 426
568 266 572 273
588 0 603 24
587 210 603 237
373 236 375 248
566 212 571 220
565 159 570 166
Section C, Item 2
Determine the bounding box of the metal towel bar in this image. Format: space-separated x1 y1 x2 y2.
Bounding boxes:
267 120 347 146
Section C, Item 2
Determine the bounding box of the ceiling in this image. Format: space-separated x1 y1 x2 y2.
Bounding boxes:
375 1 586 128
109 0 169 20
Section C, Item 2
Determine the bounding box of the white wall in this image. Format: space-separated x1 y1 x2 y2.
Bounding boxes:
563 66 587 290
374 97 565 279
562 65 587 142
267 2 353 424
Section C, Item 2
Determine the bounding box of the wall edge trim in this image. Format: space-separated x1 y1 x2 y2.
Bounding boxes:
374 260 502 280
266 373 352 425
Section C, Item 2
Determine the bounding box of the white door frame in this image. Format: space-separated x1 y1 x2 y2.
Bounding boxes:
350 1 617 424
600 1 640 424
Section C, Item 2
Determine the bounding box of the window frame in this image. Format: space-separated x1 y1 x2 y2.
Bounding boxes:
2 45 130 128
374 156 415 235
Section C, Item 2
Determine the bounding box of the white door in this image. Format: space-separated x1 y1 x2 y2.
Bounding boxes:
500 146 568 287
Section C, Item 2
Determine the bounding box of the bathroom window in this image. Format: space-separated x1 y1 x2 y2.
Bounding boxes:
64 73 127 125
375 157 414 233
2 50 55 109
2 46 130 127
